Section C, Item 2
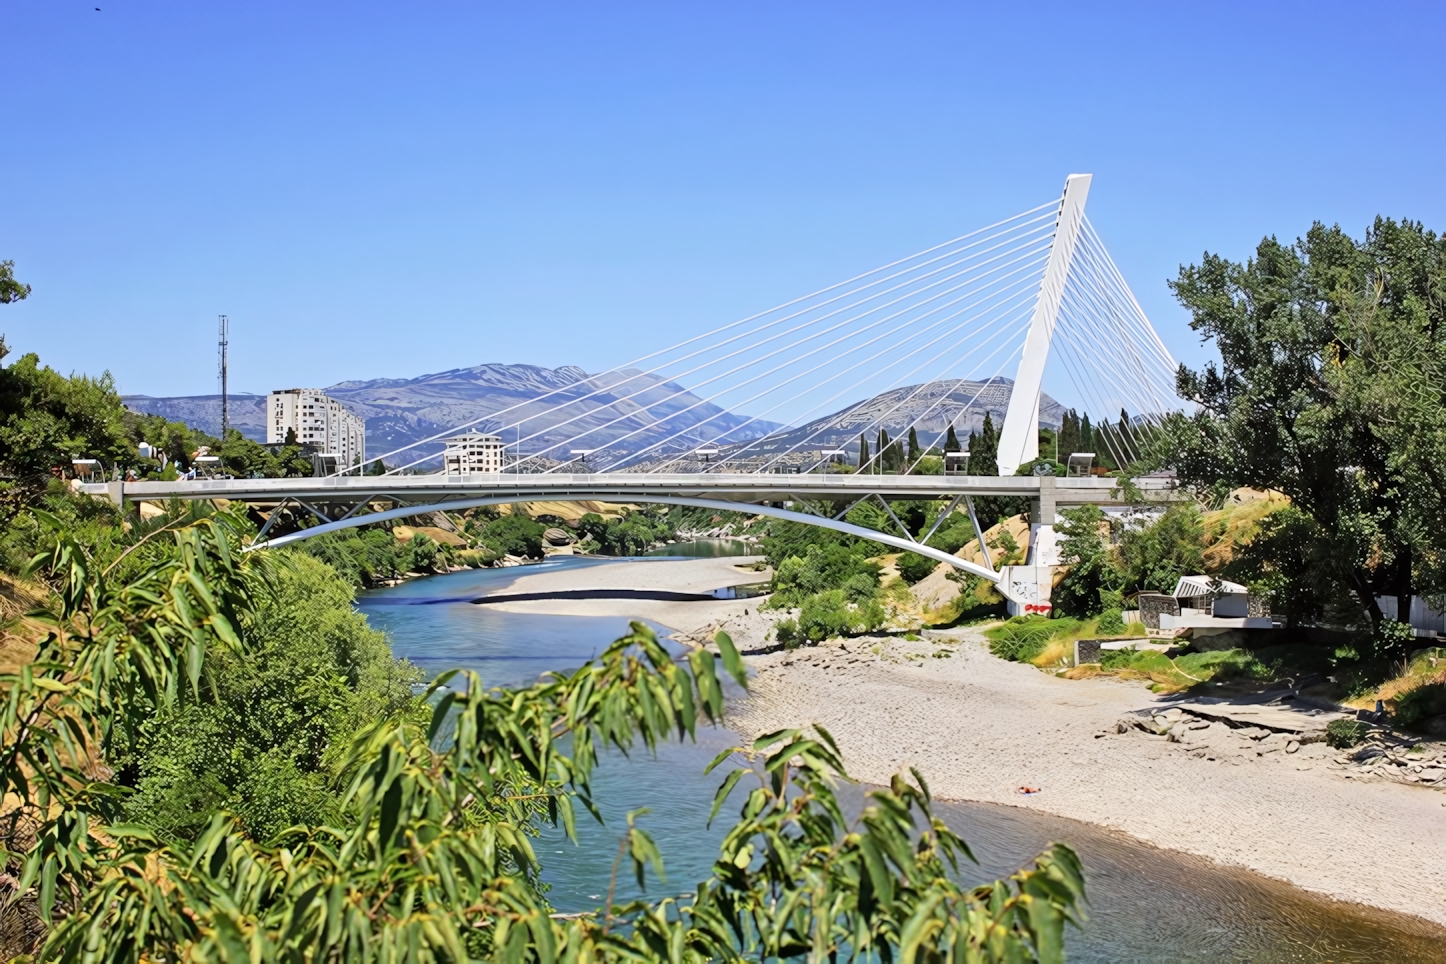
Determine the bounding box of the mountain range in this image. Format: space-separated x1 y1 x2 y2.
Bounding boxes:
122 363 785 467
124 364 1065 471
622 377 1064 469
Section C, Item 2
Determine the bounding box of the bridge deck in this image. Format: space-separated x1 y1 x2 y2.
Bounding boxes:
81 473 1169 506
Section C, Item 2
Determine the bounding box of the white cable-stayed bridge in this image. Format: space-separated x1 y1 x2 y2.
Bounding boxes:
85 174 1183 613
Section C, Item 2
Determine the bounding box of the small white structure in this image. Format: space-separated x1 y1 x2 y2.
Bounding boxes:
442 432 505 474
1066 452 1095 477
193 455 224 479
1143 575 1274 638
267 388 366 469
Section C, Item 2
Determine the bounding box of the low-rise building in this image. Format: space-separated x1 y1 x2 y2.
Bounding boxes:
1137 576 1274 639
442 431 506 474
267 388 366 470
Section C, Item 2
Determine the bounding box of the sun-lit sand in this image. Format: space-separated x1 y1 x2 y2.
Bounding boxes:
729 631 1446 927
482 555 1446 926
481 556 771 638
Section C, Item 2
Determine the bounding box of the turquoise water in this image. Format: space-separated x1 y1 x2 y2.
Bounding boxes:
359 560 1446 962
643 537 758 557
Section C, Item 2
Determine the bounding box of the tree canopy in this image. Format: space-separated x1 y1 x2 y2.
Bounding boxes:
1161 217 1446 625
0 512 1083 960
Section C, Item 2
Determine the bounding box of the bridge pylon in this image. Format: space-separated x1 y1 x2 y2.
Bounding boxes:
997 173 1092 478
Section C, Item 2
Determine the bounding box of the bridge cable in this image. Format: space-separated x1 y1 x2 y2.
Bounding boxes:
352 200 1058 474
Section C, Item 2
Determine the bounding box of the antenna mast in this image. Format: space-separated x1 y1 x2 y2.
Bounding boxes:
218 314 229 438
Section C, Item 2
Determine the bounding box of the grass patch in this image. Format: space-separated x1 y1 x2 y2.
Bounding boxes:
984 615 1092 663
1326 719 1372 749
1067 638 1341 695
1343 647 1446 732
1031 638 1074 670
1070 646 1280 693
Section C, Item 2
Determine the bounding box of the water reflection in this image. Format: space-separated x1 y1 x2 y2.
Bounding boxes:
643 537 758 558
358 558 678 688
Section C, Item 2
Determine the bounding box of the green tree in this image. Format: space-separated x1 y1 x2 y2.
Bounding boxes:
1161 217 1446 624
0 339 133 518
857 432 870 471
1116 505 1205 594
907 426 920 468
944 423 961 453
1058 409 1081 459
119 552 422 843
1052 505 1118 618
2 518 1083 959
0 260 31 303
971 412 999 477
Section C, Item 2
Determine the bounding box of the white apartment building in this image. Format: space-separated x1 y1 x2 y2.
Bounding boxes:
442 431 506 474
267 388 367 468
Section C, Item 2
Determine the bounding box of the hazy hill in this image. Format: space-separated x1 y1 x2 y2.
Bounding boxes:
122 363 783 466
702 377 1065 465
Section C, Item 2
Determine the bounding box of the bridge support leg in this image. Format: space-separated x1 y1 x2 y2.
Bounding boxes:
1009 477 1060 616
964 496 994 574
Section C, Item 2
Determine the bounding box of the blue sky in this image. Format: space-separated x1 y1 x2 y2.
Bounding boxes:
3 1 1443 416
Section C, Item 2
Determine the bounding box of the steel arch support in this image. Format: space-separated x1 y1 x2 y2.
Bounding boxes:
250 493 1007 589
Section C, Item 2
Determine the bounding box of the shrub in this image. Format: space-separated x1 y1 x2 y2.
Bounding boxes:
1392 682 1446 729
797 590 860 643
896 552 938 585
842 572 878 603
774 618 801 649
1326 719 1372 749
987 617 1057 663
1096 608 1125 635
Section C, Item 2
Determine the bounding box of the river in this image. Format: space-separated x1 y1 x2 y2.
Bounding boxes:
358 557 1446 962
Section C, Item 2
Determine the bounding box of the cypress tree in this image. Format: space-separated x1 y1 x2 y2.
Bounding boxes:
974 413 999 477
1080 413 1093 454
858 433 870 472
945 424 961 453
907 427 920 468
1058 409 1080 458
877 429 890 474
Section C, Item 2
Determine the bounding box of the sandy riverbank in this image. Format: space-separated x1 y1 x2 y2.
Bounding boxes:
729 630 1446 928
482 556 1446 926
483 556 776 645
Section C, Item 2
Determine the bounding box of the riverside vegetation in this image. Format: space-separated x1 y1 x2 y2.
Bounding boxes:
0 275 1084 959
0 498 1086 960
754 217 1446 737
3 210 1446 954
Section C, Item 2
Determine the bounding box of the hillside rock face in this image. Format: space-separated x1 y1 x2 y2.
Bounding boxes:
123 363 783 467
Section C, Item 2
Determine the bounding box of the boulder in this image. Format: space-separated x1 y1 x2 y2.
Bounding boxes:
543 527 575 546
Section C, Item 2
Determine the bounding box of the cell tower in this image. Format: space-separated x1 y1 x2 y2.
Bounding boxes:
217 314 229 438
